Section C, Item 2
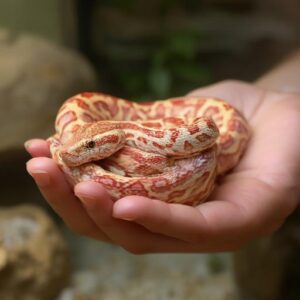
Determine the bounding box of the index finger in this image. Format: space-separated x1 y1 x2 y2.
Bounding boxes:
25 139 51 158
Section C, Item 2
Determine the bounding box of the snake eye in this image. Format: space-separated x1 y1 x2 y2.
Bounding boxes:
86 140 96 149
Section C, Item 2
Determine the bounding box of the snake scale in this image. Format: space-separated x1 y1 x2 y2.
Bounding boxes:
48 92 250 206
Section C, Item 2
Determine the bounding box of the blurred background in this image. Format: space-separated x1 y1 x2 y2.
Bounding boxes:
0 0 299 299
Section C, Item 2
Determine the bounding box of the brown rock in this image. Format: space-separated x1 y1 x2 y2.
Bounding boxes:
0 205 70 300
0 28 97 153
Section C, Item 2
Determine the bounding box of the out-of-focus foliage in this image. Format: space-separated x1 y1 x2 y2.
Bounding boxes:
2 0 294 101
83 0 212 100
207 254 226 275
114 31 210 100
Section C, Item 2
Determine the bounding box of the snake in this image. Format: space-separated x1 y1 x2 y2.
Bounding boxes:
48 92 250 206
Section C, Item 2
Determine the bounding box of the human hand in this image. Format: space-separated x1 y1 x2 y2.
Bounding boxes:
26 80 300 253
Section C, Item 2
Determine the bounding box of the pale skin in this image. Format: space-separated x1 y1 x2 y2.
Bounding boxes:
25 52 300 254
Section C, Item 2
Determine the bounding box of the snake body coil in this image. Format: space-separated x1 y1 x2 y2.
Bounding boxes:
48 92 250 206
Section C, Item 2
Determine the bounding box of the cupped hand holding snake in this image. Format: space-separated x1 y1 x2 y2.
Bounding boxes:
26 80 300 253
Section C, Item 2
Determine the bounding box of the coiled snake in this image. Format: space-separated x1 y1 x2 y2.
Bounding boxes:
48 92 250 206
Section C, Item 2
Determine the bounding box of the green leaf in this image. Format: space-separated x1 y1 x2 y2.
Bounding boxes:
207 254 226 274
148 66 171 98
168 33 197 60
172 63 211 83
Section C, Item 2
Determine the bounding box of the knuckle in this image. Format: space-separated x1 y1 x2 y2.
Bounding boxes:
259 217 286 236
217 79 253 91
225 241 246 252
218 79 244 87
151 218 171 233
122 244 149 255
65 221 90 236
275 91 300 101
185 233 204 244
226 234 252 251
269 91 300 111
243 220 263 240
70 223 110 242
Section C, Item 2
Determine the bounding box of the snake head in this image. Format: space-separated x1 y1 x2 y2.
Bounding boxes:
59 123 126 167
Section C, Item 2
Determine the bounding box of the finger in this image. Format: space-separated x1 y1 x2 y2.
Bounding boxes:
113 176 291 245
113 195 247 251
75 182 198 253
25 139 51 157
113 196 246 243
113 196 202 242
26 157 110 242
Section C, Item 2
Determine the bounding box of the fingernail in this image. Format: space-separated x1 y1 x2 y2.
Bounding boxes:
113 208 134 221
113 209 135 221
27 169 50 187
75 192 94 205
116 215 134 221
24 140 32 151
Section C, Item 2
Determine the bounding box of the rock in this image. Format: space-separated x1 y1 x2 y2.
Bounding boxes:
0 28 97 154
58 270 234 300
57 231 234 300
0 205 71 300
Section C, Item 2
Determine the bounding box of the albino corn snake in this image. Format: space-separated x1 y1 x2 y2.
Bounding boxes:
48 92 250 206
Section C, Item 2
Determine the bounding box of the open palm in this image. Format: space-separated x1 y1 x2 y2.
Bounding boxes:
26 81 300 253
